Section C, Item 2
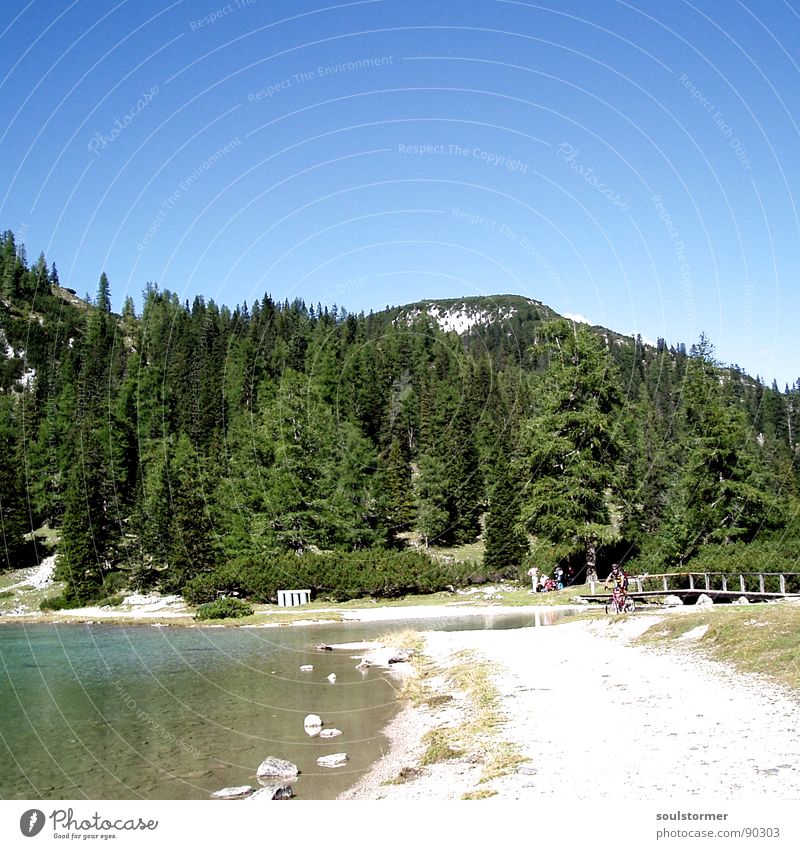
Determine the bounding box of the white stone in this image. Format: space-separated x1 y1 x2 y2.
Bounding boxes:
256 756 299 778
300 664 313 671
327 673 337 683
250 784 293 800
319 728 342 738
317 753 348 768
211 785 253 799
695 594 714 607
304 714 323 727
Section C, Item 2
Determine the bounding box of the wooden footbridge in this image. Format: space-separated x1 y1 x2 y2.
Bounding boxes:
579 572 800 605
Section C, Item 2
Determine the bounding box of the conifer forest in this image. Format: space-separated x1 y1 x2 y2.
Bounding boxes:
1 230 798 607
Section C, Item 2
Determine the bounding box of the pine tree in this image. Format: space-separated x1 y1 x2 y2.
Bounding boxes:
0 397 29 570
517 320 626 572
483 454 528 573
652 338 783 566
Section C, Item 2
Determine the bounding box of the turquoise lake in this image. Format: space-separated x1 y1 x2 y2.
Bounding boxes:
0 610 568 800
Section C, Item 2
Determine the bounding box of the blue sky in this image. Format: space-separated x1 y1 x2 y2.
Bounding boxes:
1 0 799 386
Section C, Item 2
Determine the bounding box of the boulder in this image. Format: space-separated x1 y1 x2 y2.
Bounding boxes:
317 753 348 768
327 673 337 683
695 593 714 607
663 595 684 607
250 784 294 800
732 596 750 605
387 649 412 665
299 665 314 672
319 728 342 738
256 756 300 778
211 785 253 799
304 714 323 728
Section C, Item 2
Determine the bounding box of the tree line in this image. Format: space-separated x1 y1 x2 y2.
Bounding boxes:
1 230 798 605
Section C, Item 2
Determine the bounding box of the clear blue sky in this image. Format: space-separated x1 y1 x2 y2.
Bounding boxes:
1 0 798 386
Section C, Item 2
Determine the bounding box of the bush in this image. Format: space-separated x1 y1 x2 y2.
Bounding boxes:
39 593 84 611
194 597 254 620
182 548 477 605
101 572 129 595
96 593 125 607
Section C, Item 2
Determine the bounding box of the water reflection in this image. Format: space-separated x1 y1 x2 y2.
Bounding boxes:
0 606 577 801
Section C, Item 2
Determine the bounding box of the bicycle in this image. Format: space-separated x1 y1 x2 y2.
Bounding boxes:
605 588 635 615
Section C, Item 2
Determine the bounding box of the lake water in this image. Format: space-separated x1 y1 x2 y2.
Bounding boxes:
0 608 573 800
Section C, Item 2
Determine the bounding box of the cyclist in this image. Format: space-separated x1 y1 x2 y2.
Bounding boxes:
604 563 629 612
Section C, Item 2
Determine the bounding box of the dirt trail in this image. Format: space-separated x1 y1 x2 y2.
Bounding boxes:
342 615 800 800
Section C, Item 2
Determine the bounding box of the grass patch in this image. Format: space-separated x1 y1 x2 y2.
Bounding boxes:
419 728 464 765
461 789 498 800
383 767 421 785
0 590 13 599
637 602 800 692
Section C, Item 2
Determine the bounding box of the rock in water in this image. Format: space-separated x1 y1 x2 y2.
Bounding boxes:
304 714 323 728
250 784 294 800
316 644 333 651
211 785 253 799
319 728 342 738
327 673 337 683
257 756 300 778
300 664 314 671
317 753 348 768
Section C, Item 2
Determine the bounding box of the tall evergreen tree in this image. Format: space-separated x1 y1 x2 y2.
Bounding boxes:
483 452 528 573
517 320 626 573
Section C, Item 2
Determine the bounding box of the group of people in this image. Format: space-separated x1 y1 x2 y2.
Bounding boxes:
526 565 574 592
526 562 629 601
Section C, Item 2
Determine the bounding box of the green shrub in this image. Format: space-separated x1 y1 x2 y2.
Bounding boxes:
0 590 13 599
39 594 84 611
96 593 125 607
101 572 129 595
194 597 254 620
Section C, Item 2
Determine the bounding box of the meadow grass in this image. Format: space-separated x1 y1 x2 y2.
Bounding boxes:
636 601 800 692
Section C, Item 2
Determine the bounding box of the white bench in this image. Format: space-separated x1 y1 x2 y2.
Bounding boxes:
277 589 311 607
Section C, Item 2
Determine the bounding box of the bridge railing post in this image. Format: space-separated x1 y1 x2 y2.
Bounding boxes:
759 574 765 594
739 574 746 593
688 573 695 590
721 575 728 592
704 573 710 591
780 574 786 595
662 576 668 592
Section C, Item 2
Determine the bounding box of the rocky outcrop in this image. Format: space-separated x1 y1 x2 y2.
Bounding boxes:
257 756 300 778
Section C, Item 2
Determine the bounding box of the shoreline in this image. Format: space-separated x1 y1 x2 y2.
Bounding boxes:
0 600 592 628
340 614 800 800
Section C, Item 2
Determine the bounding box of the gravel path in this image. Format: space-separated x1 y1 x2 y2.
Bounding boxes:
341 614 800 800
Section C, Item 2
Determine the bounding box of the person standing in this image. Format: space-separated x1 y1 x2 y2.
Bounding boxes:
527 566 539 592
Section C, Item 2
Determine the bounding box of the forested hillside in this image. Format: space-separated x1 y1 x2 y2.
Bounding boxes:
1 231 798 607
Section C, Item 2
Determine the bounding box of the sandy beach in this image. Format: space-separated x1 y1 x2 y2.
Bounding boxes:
339 611 800 801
